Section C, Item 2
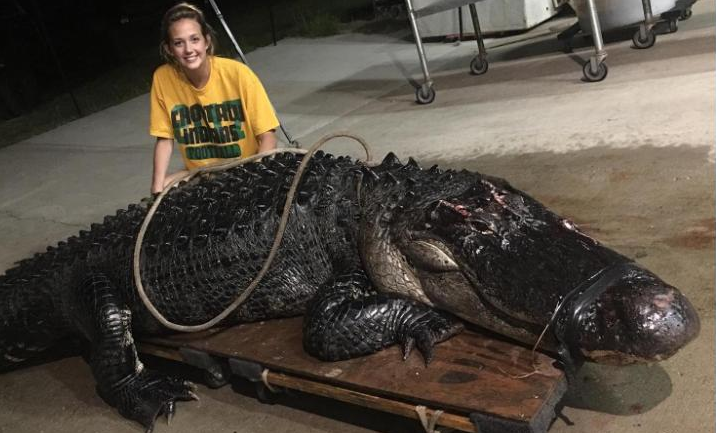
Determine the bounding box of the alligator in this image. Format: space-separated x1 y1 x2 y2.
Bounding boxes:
0 151 700 430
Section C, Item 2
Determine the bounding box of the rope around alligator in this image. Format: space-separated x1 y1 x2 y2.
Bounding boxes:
133 131 375 332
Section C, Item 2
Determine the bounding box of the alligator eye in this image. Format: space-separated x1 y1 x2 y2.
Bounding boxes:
429 200 469 224
402 239 459 272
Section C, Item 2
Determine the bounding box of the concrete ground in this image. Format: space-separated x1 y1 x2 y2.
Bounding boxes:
0 2 713 432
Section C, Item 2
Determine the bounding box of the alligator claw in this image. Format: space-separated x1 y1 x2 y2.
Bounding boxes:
415 333 435 365
401 313 464 365
100 369 198 431
165 401 175 425
402 336 415 360
401 326 437 365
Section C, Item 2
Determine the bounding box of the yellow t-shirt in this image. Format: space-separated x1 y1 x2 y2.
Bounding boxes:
149 56 279 170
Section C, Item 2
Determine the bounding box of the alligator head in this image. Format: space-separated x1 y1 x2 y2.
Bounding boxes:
361 160 700 366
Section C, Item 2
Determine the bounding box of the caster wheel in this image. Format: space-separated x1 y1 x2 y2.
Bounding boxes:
632 29 656 49
256 383 281 404
203 366 228 389
669 19 678 33
415 85 436 104
679 8 692 20
582 61 608 82
469 56 488 75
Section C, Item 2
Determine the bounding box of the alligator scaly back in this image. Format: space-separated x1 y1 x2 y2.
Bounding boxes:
0 151 362 366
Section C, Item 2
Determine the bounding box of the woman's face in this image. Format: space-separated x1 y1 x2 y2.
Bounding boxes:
166 18 210 73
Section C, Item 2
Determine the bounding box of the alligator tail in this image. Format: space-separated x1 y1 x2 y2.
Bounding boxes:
0 202 151 371
0 260 70 370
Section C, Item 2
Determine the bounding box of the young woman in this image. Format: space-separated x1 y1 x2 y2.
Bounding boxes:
149 2 279 194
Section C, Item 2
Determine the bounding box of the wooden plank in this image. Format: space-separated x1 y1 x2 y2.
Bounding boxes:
266 370 478 432
141 317 565 427
137 342 184 362
136 341 477 432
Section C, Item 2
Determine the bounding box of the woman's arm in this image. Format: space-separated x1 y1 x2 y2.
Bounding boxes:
257 130 277 153
151 138 174 194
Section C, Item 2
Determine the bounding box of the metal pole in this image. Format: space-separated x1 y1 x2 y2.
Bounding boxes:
639 0 655 39
206 0 297 146
207 0 248 63
458 6 463 42
586 0 604 54
641 0 655 24
468 4 486 58
404 0 433 88
585 0 606 72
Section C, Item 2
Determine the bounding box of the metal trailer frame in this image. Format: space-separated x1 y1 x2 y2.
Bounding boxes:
404 0 610 103
207 0 299 147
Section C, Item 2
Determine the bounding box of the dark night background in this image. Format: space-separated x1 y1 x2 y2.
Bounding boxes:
0 0 385 146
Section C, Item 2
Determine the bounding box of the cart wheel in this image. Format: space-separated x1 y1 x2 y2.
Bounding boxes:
679 8 692 20
669 19 678 33
415 86 436 104
204 368 228 388
632 29 656 49
582 61 608 82
469 56 489 75
255 383 281 404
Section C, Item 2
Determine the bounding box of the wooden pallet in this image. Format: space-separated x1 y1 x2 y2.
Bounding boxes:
138 317 567 433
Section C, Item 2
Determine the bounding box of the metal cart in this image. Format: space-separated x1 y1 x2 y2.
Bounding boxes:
631 0 695 49
405 0 490 104
405 0 610 103
563 0 695 75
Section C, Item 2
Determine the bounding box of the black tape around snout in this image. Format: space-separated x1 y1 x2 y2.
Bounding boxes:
551 261 640 377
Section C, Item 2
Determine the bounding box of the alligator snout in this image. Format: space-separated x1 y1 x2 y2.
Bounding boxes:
621 284 700 361
577 267 700 365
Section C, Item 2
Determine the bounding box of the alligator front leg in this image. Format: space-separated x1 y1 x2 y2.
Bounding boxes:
303 271 463 364
71 273 196 431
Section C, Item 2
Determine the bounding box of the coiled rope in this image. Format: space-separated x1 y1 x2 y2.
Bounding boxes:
133 132 374 332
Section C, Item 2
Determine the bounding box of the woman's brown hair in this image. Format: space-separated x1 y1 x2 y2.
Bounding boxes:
159 2 217 68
